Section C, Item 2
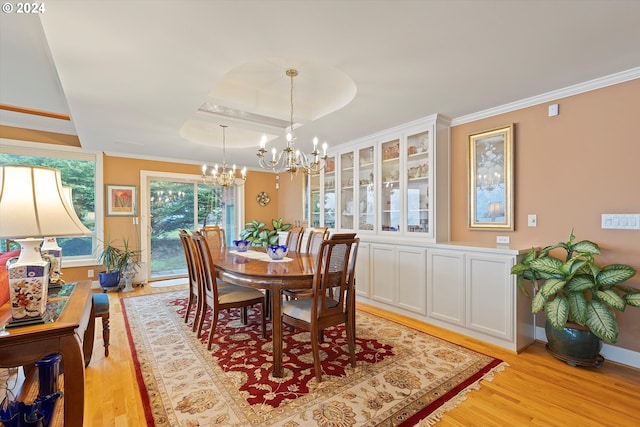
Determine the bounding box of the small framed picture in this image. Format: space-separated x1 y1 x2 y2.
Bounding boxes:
468 124 514 230
106 184 137 216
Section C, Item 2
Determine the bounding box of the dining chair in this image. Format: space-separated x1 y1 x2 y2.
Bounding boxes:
283 227 330 301
201 225 226 249
281 236 360 382
305 227 330 254
285 226 305 252
179 229 203 331
191 231 267 350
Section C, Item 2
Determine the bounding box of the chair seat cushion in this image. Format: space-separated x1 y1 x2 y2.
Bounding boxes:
93 293 110 315
218 284 265 304
282 297 339 323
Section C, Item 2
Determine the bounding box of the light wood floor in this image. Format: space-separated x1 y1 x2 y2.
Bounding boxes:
84 284 640 427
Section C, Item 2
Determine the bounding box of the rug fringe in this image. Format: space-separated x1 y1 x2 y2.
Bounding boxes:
417 361 509 426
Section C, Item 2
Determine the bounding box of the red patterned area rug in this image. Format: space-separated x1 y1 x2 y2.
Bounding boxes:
122 291 506 426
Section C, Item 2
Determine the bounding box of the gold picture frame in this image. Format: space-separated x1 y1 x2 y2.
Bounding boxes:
468 124 514 230
106 184 137 216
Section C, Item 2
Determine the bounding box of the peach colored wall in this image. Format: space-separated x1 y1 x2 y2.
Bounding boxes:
277 173 305 226
243 172 279 226
0 124 81 147
450 79 640 351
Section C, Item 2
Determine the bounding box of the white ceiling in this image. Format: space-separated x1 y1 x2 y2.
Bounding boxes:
2 1 640 168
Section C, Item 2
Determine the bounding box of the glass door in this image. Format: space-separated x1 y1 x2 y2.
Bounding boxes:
323 156 336 228
380 139 400 232
309 171 321 227
340 151 355 230
149 180 194 279
406 131 430 234
358 146 375 232
146 176 239 280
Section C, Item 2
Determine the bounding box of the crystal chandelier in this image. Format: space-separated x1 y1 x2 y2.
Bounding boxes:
257 68 328 175
202 124 247 187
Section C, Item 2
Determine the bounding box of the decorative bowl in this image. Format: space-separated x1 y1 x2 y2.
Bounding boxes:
233 240 251 252
266 244 288 260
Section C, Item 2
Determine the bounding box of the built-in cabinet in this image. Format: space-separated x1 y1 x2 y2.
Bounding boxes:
308 113 533 352
426 245 534 351
370 243 427 315
313 113 450 241
360 243 534 352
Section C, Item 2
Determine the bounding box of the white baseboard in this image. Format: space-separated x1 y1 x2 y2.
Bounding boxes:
535 326 639 369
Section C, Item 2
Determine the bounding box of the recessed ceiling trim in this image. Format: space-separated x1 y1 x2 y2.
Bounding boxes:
198 102 291 129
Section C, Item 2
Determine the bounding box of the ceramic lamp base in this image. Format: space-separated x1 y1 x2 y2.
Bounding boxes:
41 237 64 285
8 238 50 321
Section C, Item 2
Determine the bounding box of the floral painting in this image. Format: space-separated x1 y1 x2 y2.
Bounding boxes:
106 184 137 216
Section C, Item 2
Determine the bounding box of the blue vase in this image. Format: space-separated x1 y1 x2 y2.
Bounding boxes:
35 353 62 397
98 270 120 289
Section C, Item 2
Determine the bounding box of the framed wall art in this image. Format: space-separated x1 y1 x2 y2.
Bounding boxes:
468 124 514 230
106 184 137 216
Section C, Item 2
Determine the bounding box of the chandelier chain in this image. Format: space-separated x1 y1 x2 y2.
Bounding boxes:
257 68 328 176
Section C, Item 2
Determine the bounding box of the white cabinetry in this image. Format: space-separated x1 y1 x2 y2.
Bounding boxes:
427 248 465 326
370 243 427 315
323 113 450 241
426 245 534 352
354 241 370 298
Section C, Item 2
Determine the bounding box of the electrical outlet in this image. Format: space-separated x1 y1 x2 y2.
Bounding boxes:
496 236 510 244
87 269 94 278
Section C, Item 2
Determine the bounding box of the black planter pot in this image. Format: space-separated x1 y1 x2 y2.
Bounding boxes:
545 320 604 367
98 270 120 290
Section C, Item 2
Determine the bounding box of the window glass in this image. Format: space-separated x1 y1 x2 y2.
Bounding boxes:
0 140 99 265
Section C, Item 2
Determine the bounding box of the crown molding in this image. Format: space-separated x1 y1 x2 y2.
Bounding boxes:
452 67 640 126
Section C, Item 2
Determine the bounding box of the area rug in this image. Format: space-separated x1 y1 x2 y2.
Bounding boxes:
122 291 506 426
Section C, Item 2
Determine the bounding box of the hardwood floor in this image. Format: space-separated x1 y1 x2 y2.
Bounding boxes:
85 284 640 426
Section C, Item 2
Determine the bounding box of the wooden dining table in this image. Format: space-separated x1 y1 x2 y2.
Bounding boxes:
207 247 316 378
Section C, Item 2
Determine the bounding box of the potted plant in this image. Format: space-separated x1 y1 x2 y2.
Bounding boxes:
511 230 639 366
97 238 141 291
239 218 291 247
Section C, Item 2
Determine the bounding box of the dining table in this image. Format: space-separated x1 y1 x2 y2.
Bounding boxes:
207 247 316 378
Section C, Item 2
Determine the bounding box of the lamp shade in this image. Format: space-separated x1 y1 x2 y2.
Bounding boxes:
0 165 91 239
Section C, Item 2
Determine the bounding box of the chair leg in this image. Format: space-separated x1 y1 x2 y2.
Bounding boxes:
310 328 322 382
196 305 207 338
101 314 110 357
260 301 267 338
347 313 356 368
207 309 219 351
185 293 194 323
192 296 203 332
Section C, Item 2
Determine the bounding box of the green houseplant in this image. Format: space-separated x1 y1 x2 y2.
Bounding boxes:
511 231 639 364
97 238 141 290
239 218 291 247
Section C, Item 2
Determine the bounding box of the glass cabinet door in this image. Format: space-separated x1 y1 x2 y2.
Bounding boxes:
358 146 375 232
380 139 400 232
406 131 430 234
309 171 321 227
340 152 354 230
323 156 336 228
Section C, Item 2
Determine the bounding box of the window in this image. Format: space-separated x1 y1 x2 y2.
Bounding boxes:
0 139 102 266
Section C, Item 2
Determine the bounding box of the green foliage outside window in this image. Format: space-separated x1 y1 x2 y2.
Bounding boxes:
0 153 96 257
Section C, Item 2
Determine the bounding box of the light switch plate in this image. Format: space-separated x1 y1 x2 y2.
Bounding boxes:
527 214 537 227
602 214 640 229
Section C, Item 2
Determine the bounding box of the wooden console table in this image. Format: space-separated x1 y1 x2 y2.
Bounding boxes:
0 280 94 427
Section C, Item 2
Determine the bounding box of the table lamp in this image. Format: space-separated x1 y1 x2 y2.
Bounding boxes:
40 186 74 285
0 165 92 324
